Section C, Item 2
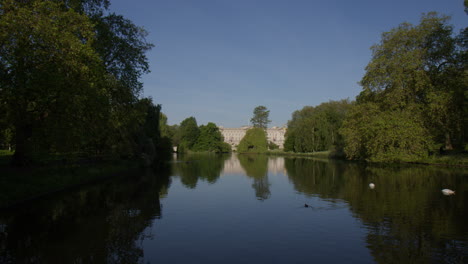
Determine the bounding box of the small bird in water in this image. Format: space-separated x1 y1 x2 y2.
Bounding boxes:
441 189 455 196
369 183 375 189
304 203 309 208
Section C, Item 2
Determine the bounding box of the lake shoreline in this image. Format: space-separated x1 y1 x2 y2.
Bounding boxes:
264 150 468 167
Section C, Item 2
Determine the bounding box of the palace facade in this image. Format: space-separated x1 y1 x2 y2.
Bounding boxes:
219 126 287 149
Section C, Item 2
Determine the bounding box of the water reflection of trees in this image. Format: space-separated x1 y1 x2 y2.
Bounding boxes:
238 155 270 200
284 158 468 263
173 153 230 188
0 168 171 264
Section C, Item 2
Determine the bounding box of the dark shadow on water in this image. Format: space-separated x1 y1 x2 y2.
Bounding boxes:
0 167 171 264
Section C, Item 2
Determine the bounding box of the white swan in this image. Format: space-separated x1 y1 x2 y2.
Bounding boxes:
369 183 375 189
441 189 455 195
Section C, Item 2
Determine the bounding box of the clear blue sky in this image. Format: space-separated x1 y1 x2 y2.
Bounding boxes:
109 0 466 127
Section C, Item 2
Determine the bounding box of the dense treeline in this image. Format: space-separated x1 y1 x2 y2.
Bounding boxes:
284 100 352 154
285 12 467 162
172 117 231 153
0 0 171 166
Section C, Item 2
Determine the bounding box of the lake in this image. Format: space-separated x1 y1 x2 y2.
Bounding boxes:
0 154 467 263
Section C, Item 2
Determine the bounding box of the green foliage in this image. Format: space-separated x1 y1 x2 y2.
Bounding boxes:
0 0 161 166
268 141 279 150
0 0 104 164
192 122 227 153
157 112 174 158
283 132 295 152
343 13 467 162
341 103 432 162
250 106 271 129
285 100 352 153
219 142 232 153
237 127 268 153
177 117 200 152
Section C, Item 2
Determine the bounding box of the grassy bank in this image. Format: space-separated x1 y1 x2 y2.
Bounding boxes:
412 154 468 167
266 149 468 167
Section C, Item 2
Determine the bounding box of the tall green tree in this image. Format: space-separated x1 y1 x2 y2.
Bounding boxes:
0 0 104 165
250 106 271 129
177 117 200 152
0 0 155 165
343 12 467 161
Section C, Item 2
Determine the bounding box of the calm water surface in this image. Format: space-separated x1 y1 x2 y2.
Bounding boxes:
1 154 467 263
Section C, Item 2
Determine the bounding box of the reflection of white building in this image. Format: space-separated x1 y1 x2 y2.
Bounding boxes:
222 155 245 174
221 155 286 175
219 126 287 149
267 157 286 175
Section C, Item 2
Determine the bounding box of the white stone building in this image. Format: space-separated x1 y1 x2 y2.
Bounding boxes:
219 126 287 149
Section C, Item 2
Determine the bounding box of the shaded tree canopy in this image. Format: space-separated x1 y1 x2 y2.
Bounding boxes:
0 0 162 165
250 106 271 129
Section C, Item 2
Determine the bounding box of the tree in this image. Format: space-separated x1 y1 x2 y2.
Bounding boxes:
250 106 271 129
285 100 352 153
0 0 104 165
237 127 268 153
177 117 200 152
357 13 466 151
340 103 431 162
343 12 467 161
0 0 155 165
192 122 225 152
